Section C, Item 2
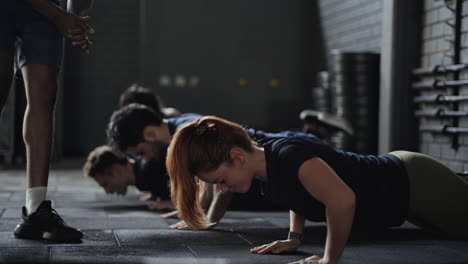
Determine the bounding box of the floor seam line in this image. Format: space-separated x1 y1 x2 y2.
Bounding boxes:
112 230 122 246
235 233 254 246
48 246 52 264
186 244 199 259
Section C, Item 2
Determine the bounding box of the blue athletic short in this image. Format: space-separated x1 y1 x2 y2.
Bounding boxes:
0 0 63 72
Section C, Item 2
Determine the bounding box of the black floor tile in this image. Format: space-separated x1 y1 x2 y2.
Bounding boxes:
235 226 330 246
0 247 49 264
339 244 468 264
0 218 17 232
2 208 107 219
115 229 248 246
189 244 314 264
0 192 12 200
0 230 117 248
67 217 168 230
214 217 278 231
50 245 196 264
235 228 290 245
0 201 25 210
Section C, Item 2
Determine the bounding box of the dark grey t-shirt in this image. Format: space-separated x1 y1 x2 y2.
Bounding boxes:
246 128 320 142
259 136 409 229
167 113 203 135
136 113 202 199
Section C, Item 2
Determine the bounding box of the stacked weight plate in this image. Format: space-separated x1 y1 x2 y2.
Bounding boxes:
311 71 330 112
329 131 352 151
329 50 380 154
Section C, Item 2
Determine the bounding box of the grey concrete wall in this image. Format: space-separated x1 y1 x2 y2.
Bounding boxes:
318 0 383 54
418 0 468 172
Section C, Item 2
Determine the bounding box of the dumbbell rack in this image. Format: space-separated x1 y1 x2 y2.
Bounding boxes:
412 0 465 149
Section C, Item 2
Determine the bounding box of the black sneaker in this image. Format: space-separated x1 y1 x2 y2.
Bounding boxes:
13 200 83 242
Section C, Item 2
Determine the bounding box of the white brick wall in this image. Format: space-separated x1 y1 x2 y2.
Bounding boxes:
419 0 468 172
314 1 468 171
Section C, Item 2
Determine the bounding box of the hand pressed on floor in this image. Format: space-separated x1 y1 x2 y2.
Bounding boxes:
139 192 157 201
250 238 300 255
169 220 190 230
289 255 330 264
147 198 175 211
168 220 217 230
160 210 179 219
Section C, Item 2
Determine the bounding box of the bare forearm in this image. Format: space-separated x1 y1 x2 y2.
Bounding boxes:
21 0 66 23
323 205 355 264
198 183 214 211
289 210 305 234
67 0 94 15
206 191 233 223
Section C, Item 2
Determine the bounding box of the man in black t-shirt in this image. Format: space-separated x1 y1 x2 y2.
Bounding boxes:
83 145 175 211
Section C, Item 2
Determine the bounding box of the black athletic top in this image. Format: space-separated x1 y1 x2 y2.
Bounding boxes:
133 154 282 209
134 157 170 200
258 136 409 229
230 179 283 211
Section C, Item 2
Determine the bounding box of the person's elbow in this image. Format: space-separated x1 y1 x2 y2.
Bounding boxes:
342 190 356 211
326 192 356 213
337 190 356 211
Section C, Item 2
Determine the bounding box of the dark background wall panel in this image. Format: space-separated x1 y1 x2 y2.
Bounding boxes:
143 0 323 129
62 0 141 155
143 0 242 122
60 0 324 156
318 0 383 54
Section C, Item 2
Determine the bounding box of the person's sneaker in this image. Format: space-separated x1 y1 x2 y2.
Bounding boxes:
299 110 354 136
13 200 83 242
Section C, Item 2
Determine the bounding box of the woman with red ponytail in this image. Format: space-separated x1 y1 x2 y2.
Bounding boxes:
167 116 468 264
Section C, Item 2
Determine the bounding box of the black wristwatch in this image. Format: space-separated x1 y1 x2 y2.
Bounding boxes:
288 231 303 242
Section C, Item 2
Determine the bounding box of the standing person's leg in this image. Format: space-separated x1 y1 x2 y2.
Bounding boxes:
390 151 468 238
14 64 82 242
12 0 82 242
22 64 57 188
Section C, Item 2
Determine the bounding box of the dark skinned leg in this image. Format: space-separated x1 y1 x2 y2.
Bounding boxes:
21 64 58 188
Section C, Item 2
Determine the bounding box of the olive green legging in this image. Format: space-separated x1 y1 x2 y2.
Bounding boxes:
390 151 468 238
